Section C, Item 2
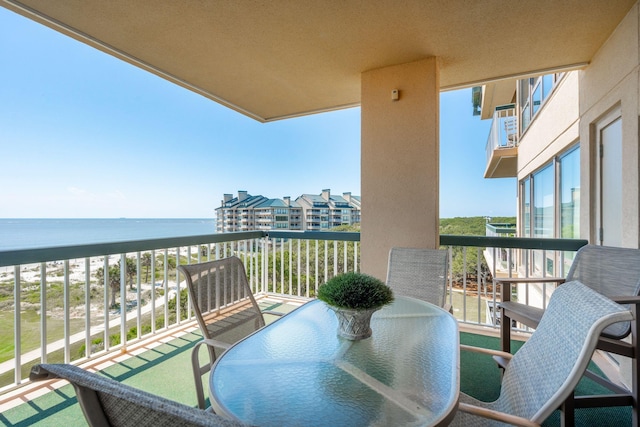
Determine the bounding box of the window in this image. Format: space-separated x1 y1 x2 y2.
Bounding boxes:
520 74 561 133
559 147 580 239
521 178 531 238
520 144 580 276
559 146 580 272
533 164 554 239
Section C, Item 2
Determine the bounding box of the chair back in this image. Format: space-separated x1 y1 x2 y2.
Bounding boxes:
386 247 449 308
179 257 265 353
29 364 248 427
496 281 633 423
566 244 640 339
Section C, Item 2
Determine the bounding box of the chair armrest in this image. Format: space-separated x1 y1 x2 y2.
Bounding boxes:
443 302 453 314
261 310 285 317
493 277 565 285
201 338 232 350
460 344 513 361
458 402 541 427
496 277 565 304
609 296 640 305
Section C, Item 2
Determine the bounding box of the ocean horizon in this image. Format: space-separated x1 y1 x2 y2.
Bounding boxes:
0 218 217 251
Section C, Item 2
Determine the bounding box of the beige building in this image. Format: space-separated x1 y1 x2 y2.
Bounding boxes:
477 5 640 390
295 189 361 231
216 190 359 233
476 3 639 273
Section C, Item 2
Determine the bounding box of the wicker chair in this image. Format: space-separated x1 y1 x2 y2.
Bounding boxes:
497 244 640 425
29 363 249 427
178 256 283 409
386 247 451 312
450 280 633 426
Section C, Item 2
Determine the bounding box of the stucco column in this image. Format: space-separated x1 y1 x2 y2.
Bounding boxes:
361 58 440 280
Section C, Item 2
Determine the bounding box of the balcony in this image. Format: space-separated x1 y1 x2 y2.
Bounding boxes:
1 230 630 425
484 105 518 179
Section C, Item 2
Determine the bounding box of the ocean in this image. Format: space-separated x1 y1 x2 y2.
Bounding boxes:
0 218 217 251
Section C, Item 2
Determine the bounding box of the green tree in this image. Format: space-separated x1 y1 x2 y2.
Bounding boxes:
120 257 137 291
141 253 152 283
95 264 121 308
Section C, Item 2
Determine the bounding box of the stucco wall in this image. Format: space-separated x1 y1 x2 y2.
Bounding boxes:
579 1 640 247
578 0 640 389
360 58 440 280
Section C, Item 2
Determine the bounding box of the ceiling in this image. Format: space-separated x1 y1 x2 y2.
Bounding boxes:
2 0 635 122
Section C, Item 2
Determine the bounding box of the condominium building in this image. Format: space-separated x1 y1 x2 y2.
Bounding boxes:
295 189 361 231
216 190 359 233
215 191 269 233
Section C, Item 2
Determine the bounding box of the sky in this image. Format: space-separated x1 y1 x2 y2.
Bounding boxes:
0 7 515 219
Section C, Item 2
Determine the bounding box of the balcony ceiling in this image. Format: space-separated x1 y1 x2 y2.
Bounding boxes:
2 0 635 122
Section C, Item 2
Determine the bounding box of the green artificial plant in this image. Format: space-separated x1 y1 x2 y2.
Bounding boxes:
317 272 394 310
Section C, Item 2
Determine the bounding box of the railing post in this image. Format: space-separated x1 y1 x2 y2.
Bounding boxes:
14 266 21 385
103 256 110 351
40 261 47 363
136 252 142 339
84 258 91 358
64 259 71 363
151 250 156 334
120 254 127 353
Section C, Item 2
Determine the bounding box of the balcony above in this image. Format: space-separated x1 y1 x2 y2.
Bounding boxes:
484 105 518 179
485 146 517 178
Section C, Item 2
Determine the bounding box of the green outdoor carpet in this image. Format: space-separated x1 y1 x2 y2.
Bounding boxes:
0 330 203 427
0 328 632 426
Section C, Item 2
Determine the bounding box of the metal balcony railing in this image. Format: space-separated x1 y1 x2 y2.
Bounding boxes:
485 104 518 165
0 230 587 393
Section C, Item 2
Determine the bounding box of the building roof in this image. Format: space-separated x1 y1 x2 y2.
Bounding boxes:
215 194 267 210
3 0 635 122
297 193 357 209
255 198 301 209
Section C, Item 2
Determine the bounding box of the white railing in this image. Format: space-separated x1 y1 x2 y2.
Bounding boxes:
440 235 586 328
0 231 359 391
485 105 518 164
0 230 586 392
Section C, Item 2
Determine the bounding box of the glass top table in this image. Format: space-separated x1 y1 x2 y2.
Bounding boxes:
209 296 459 427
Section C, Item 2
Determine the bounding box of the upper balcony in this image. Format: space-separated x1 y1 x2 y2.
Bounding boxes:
484 105 518 179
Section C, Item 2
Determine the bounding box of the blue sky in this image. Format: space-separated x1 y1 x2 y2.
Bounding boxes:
0 7 515 219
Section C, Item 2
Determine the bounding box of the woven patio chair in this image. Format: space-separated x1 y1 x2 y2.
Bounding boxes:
178 256 283 409
386 247 451 312
497 244 640 424
29 363 249 427
450 280 633 426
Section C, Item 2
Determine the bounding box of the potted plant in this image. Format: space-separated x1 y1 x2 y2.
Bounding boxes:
317 272 394 340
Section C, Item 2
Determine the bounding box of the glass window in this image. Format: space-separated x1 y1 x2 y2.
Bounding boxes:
519 74 561 133
542 74 554 99
532 80 542 115
522 178 531 238
533 164 554 238
533 164 555 275
559 147 580 239
519 144 579 276
521 102 531 131
559 146 580 274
